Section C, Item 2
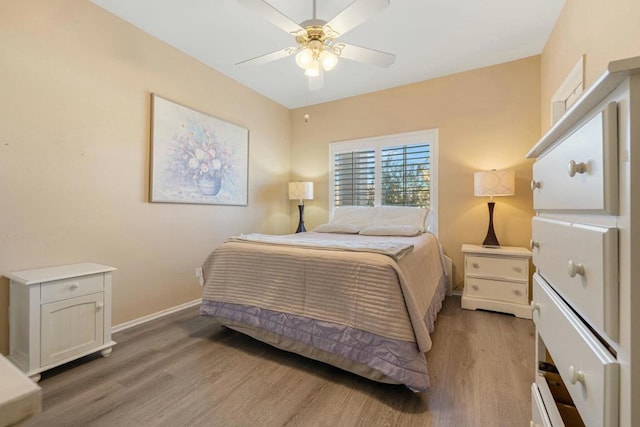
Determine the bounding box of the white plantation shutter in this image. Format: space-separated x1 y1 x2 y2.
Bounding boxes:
329 129 438 230
333 150 375 207
381 143 430 208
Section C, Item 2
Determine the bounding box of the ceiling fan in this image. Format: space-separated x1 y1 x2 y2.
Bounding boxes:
236 0 396 84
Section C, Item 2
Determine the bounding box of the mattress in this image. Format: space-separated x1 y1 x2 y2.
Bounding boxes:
200 232 447 391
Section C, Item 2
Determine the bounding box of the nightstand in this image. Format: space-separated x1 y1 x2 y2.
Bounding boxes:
461 244 532 319
6 263 116 382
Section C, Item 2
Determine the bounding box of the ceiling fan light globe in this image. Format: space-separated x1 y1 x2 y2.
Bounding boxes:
304 60 320 77
295 48 314 69
319 50 338 71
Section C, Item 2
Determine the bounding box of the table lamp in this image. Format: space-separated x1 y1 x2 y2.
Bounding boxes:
289 181 314 233
474 169 515 247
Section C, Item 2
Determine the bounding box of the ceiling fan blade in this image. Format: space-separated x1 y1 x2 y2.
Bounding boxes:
324 0 389 37
236 47 298 66
336 43 395 68
237 0 304 35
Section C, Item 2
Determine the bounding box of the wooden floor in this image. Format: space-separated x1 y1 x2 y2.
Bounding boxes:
25 296 534 427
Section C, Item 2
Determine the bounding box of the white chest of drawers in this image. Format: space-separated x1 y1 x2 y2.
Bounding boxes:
528 56 640 427
6 263 116 382
461 244 532 319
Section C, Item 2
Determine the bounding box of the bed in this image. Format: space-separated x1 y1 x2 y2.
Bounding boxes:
199 206 449 391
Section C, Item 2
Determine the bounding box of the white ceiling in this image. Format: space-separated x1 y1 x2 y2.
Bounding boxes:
90 0 565 109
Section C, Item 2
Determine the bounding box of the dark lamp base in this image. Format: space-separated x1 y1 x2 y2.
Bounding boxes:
295 204 306 233
482 201 500 247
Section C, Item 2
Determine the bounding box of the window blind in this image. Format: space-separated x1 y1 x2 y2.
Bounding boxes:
333 150 375 206
381 143 430 208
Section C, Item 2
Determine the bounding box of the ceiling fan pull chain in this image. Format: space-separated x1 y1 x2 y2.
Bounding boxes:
312 0 317 20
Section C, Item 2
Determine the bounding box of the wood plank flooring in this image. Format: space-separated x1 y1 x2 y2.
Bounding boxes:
24 296 534 427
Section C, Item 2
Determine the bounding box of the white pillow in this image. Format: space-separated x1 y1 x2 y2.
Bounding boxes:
330 206 377 227
359 225 422 237
313 223 363 234
370 206 429 231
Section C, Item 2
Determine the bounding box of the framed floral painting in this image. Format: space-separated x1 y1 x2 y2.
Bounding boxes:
150 94 249 205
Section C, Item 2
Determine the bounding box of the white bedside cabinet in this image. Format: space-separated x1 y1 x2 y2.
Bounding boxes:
461 244 532 319
6 263 116 382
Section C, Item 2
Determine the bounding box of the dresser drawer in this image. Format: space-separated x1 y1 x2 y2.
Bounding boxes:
41 274 104 303
532 275 619 427
531 103 618 213
465 255 528 282
531 382 554 427
465 277 527 304
532 217 618 340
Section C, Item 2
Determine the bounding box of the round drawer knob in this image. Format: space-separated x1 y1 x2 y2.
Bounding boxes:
472 285 479 291
96 302 104 310
514 267 522 273
530 301 540 313
568 160 587 177
69 283 79 291
530 180 541 190
530 239 539 250
568 365 585 385
567 260 585 278
472 263 479 269
514 290 522 296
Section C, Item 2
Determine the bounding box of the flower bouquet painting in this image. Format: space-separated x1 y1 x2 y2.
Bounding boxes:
150 94 249 205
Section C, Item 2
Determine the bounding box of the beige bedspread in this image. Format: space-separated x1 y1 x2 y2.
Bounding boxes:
201 232 445 352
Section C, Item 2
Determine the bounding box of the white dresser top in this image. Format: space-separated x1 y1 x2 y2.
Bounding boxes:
5 263 116 285
0 355 41 426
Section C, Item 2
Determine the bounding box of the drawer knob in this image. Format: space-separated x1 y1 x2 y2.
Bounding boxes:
472 285 479 291
472 263 479 269
530 301 540 313
514 290 522 296
530 180 541 190
514 267 522 273
69 283 79 291
567 160 587 177
567 260 585 278
568 365 585 385
529 239 539 250
96 302 104 310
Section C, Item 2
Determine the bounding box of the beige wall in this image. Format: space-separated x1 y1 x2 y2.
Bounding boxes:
541 0 640 130
0 1 291 354
291 57 541 290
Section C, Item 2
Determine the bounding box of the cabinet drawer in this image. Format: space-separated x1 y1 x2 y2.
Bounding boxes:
532 217 618 340
465 277 527 304
532 275 619 427
531 103 617 213
41 273 104 303
466 255 528 282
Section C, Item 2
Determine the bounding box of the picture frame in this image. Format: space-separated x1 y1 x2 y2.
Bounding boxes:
150 94 249 205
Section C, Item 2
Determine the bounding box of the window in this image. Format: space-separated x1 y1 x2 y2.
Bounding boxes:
330 129 438 228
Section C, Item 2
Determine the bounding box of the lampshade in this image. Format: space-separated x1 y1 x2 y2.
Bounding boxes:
474 170 515 197
304 61 320 77
295 48 313 69
289 182 314 201
319 49 338 71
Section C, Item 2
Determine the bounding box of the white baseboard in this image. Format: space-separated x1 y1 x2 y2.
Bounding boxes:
111 298 202 333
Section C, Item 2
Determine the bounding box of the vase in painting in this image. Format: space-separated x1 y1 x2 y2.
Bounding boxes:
197 173 222 196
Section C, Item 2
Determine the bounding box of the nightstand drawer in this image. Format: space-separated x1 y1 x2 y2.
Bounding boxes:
466 255 528 282
41 274 104 303
465 277 528 304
